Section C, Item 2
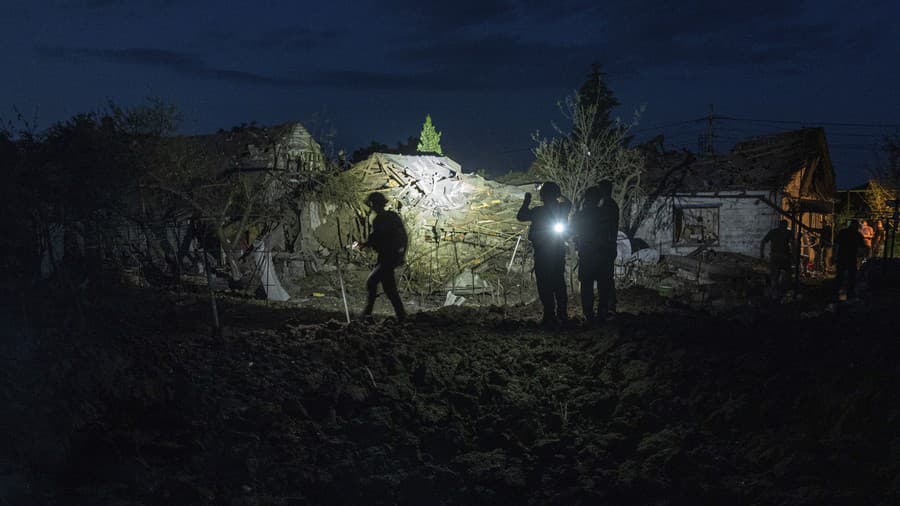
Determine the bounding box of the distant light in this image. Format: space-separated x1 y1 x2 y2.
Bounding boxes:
553 222 565 234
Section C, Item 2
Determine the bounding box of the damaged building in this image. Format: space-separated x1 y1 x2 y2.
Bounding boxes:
310 153 532 299
109 121 841 304
635 128 837 261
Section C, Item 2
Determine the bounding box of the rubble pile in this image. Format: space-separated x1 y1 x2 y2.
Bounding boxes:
3 287 899 504
649 250 769 306
310 154 533 296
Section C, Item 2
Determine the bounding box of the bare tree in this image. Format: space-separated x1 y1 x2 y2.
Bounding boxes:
531 92 645 230
138 127 301 280
138 120 363 285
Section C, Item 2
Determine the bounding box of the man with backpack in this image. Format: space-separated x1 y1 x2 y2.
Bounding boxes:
357 192 408 321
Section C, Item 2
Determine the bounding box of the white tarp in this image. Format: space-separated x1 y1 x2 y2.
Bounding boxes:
615 231 660 276
615 231 632 264
444 268 491 295
252 239 290 302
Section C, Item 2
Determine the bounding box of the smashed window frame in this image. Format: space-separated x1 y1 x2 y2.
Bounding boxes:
673 204 721 245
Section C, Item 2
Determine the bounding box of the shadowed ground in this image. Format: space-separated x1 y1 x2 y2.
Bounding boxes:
2 283 898 504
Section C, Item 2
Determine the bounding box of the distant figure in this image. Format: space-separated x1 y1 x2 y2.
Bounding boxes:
357 192 408 321
760 220 792 298
859 220 875 258
573 181 619 325
820 223 834 272
800 230 818 274
517 181 572 327
834 220 865 300
873 220 886 258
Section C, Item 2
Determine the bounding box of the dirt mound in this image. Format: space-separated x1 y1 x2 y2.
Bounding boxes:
3 287 899 504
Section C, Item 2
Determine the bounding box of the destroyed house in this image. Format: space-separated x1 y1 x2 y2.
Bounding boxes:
634 127 837 257
184 121 327 241
313 153 530 295
182 122 326 175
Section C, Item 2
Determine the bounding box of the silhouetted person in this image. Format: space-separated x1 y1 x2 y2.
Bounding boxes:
820 223 833 272
859 219 874 258
873 219 886 258
573 181 619 324
358 192 407 321
760 220 792 299
834 220 865 300
517 181 571 327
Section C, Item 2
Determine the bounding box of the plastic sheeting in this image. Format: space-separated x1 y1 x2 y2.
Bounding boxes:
252 239 290 302
615 231 632 264
615 231 660 275
444 268 492 295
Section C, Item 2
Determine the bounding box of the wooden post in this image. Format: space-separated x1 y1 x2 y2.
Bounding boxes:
173 217 183 294
793 207 801 300
507 235 521 272
202 248 222 339
193 221 221 340
890 193 899 258
336 253 350 324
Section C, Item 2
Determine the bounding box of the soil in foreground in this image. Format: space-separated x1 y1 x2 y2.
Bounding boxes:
2 285 899 505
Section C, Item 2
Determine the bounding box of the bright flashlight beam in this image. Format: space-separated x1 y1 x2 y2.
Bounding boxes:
553 223 565 234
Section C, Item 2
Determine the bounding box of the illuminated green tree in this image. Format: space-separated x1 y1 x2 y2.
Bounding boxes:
416 114 443 155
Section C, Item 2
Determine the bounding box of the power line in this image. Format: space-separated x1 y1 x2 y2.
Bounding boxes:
631 118 705 133
819 132 892 138
489 111 897 159
718 116 900 129
829 144 882 150
495 146 532 154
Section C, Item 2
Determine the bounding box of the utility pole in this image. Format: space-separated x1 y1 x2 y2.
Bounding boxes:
699 104 716 155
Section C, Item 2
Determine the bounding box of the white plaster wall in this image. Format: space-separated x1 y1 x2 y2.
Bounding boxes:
634 192 783 256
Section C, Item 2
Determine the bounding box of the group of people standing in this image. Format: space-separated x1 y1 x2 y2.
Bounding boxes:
834 218 891 299
515 181 620 328
858 219 888 259
355 181 620 328
761 217 891 301
356 185 892 320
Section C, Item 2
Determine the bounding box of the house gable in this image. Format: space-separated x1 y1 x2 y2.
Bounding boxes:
634 128 837 257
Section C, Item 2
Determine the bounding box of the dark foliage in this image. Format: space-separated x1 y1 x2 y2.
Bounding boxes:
576 63 621 141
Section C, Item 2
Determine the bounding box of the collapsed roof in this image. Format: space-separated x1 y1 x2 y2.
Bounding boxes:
642 128 837 200
351 153 529 223
315 153 531 291
180 122 325 174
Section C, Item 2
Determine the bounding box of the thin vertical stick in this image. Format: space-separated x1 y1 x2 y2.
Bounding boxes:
192 221 221 338
203 248 221 337
336 254 350 324
507 235 522 272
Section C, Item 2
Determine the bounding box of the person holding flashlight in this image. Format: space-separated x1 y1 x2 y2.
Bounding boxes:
517 181 572 328
572 181 619 325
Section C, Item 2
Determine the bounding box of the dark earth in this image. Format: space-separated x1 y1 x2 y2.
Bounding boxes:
2 279 899 505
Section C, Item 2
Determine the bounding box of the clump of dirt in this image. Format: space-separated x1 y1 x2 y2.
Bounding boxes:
2 285 899 504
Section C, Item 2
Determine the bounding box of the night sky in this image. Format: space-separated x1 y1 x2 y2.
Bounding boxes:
4 0 899 187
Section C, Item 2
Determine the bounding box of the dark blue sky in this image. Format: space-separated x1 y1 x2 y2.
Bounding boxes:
4 0 899 186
